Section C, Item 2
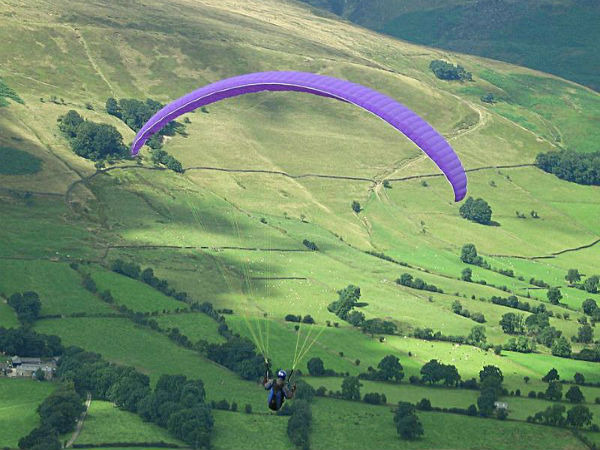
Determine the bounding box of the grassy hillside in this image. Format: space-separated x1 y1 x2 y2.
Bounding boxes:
0 0 599 448
0 379 57 449
298 0 600 92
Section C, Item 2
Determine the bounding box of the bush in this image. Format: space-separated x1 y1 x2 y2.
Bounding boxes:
459 197 493 225
244 404 252 413
430 60 473 81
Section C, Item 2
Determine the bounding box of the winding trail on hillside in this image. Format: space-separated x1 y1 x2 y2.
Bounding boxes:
71 27 116 97
66 392 91 448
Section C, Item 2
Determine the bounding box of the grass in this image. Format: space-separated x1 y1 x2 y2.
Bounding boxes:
0 301 19 327
212 410 293 450
0 146 42 175
0 378 56 449
0 260 113 316
33 317 263 405
312 397 586 450
154 312 225 344
75 400 184 446
89 266 186 313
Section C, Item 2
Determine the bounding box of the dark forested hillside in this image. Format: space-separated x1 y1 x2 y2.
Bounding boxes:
298 0 600 91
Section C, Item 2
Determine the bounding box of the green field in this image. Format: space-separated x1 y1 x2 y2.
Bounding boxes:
0 378 56 449
75 400 184 446
312 397 586 450
212 410 293 450
90 266 187 313
1 0 599 448
0 260 113 316
155 312 226 344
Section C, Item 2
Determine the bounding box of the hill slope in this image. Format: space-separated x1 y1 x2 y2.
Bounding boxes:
298 0 600 92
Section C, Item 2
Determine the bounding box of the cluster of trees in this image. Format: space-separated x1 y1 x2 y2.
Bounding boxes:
429 60 473 81
57 347 213 449
110 260 189 302
490 294 531 312
564 269 600 295
7 291 42 324
459 197 493 225
536 150 600 186
503 335 536 353
105 97 185 146
0 327 63 356
204 337 264 380
285 314 315 324
460 244 490 268
413 326 487 348
302 239 318 251
420 359 461 387
19 386 85 450
150 148 184 173
396 273 443 293
327 285 396 336
306 357 337 377
528 404 594 429
359 355 404 382
57 110 128 161
451 300 485 323
394 402 424 440
498 307 573 355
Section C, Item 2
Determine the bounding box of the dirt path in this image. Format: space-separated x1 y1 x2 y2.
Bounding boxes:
72 27 116 96
66 392 91 448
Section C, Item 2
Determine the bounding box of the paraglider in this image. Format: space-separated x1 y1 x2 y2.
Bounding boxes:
131 71 467 201
131 71 468 410
264 367 296 411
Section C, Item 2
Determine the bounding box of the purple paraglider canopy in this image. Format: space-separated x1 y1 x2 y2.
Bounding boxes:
131 71 467 201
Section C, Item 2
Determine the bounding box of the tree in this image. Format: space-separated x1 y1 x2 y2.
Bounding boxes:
38 388 86 434
477 389 497 417
461 268 472 282
566 405 593 428
57 110 84 137
420 360 443 384
467 325 486 345
18 425 61 450
394 402 424 440
459 197 492 225
542 368 559 383
565 269 581 284
499 312 524 335
347 310 365 327
582 298 598 316
105 97 121 117
584 276 599 293
552 336 572 357
547 287 563 305
351 201 361 213
287 400 312 449
577 324 594 344
376 355 404 382
545 381 563 401
479 365 503 391
307 357 325 376
565 386 584 403
574 372 585 385
167 405 214 449
328 285 361 320
341 376 361 401
460 243 486 266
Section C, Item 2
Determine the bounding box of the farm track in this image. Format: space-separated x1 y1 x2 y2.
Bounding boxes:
66 392 92 448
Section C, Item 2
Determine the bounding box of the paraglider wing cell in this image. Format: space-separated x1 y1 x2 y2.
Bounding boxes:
131 71 467 201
